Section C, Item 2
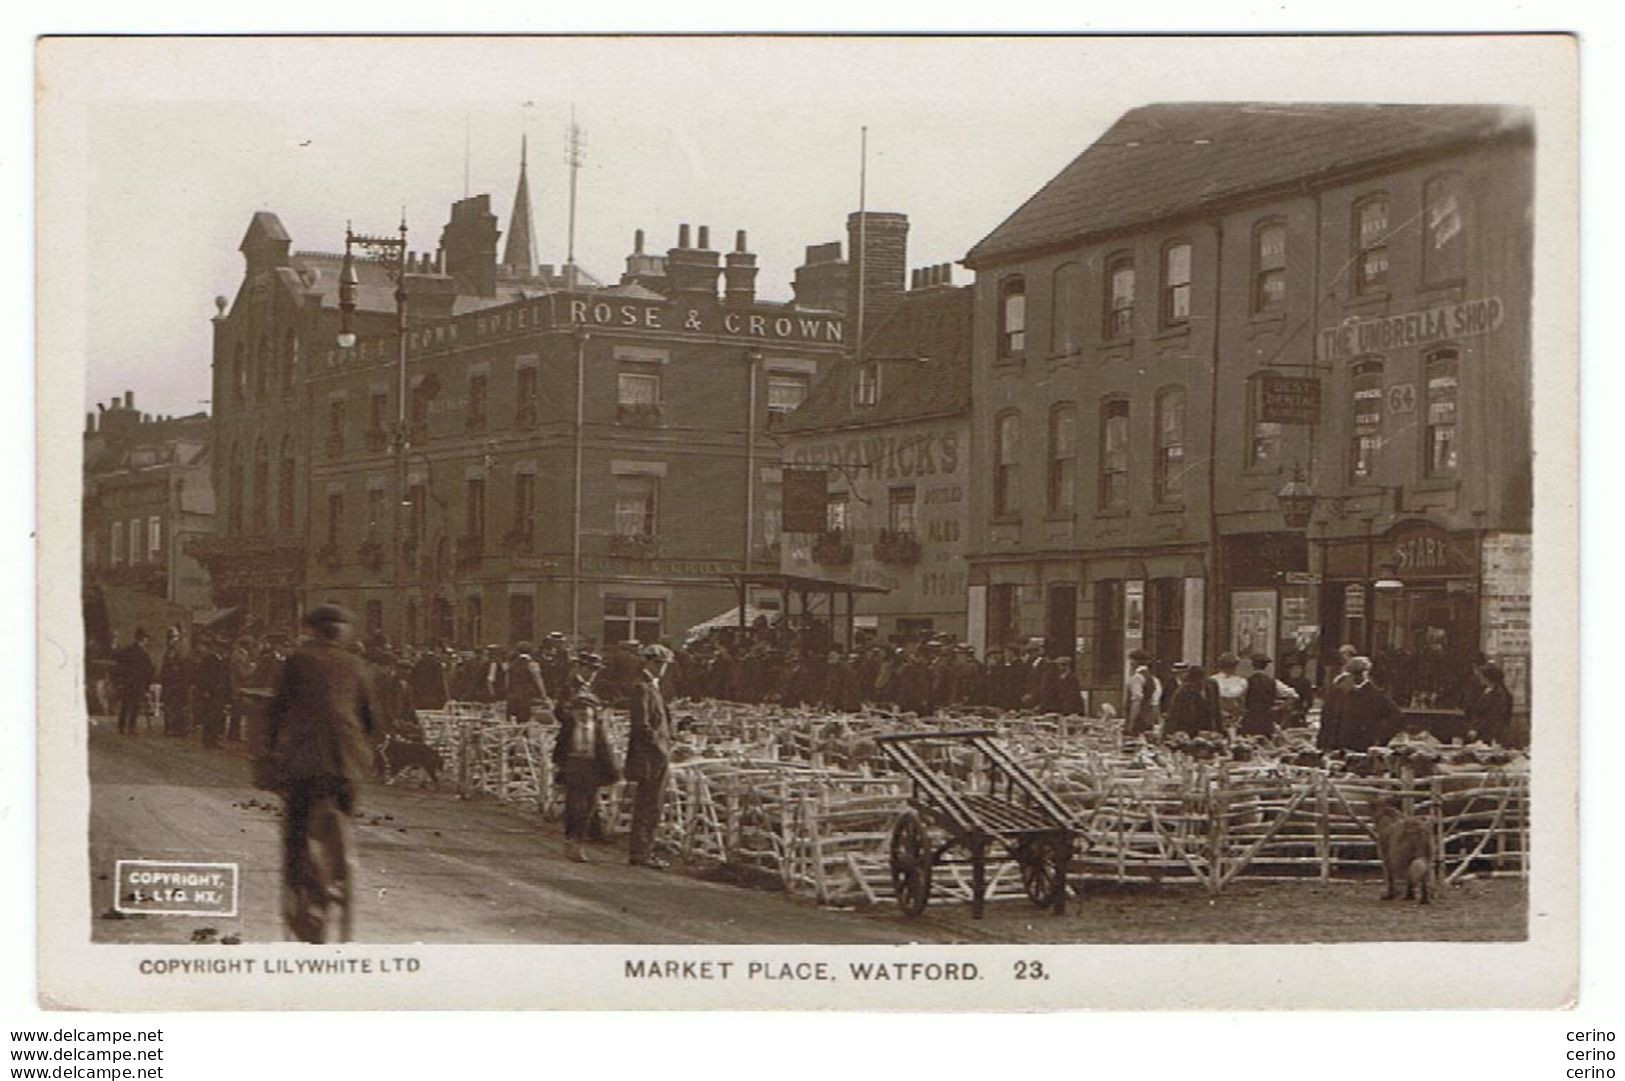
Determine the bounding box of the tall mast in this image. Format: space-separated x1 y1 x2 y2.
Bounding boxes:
565 105 586 289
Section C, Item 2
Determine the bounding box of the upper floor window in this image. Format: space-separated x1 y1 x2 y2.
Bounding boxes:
1047 403 1077 516
512 471 536 539
255 335 271 401
406 481 427 543
110 521 124 567
1246 375 1283 468
1106 254 1135 339
467 373 488 432
1051 262 1083 355
767 372 810 417
1099 398 1130 511
998 276 1026 357
277 437 296 532
826 491 849 534
1354 194 1391 295
1423 173 1466 284
1162 242 1192 326
1155 386 1187 504
326 491 344 547
366 487 386 538
887 486 918 535
326 399 345 455
1425 349 1460 478
853 361 879 407
1350 357 1385 482
994 411 1022 517
614 474 658 538
464 476 486 538
369 391 388 434
618 367 662 425
1254 220 1288 313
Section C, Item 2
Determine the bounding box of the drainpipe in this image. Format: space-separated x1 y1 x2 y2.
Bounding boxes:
1204 217 1225 667
571 328 590 640
744 350 761 573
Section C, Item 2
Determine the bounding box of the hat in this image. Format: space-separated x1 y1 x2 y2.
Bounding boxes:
574 650 605 668
1251 654 1273 667
514 641 535 656
1128 648 1151 664
1216 651 1240 668
545 631 567 641
303 604 355 628
639 643 675 663
484 643 503 653
1346 655 1373 674
1481 662 1505 682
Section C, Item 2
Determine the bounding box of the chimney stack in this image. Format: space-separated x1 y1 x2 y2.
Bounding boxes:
847 211 910 333
438 194 501 297
125 390 134 409
622 227 668 290
723 230 758 306
666 222 720 299
792 241 848 311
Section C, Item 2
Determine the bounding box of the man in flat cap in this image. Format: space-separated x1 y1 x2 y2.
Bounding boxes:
260 604 379 943
625 643 676 868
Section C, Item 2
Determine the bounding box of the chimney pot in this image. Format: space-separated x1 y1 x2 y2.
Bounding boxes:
697 225 710 250
678 223 691 249
736 230 748 253
634 228 645 254
125 391 134 409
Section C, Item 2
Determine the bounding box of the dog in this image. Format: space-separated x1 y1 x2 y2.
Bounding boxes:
374 733 443 789
1372 797 1437 904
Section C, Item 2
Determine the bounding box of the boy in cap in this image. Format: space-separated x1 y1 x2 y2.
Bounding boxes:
551 651 617 862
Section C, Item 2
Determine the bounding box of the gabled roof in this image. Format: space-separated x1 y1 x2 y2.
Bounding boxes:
965 103 1531 267
780 284 973 434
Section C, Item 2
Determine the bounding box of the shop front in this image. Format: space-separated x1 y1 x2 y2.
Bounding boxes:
1320 519 1482 711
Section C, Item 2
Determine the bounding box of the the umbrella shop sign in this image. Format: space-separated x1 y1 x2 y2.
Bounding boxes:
1316 296 1504 362
565 297 845 343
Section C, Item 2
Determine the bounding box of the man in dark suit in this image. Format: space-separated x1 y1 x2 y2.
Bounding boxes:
260 605 379 943
192 636 232 750
625 643 675 869
159 626 192 736
1340 655 1401 751
113 628 155 735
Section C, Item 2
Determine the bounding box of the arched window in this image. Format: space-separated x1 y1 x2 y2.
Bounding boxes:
1105 253 1135 339
1099 397 1130 511
256 334 271 400
227 443 243 535
994 411 1022 517
1051 262 1083 355
998 276 1026 358
1253 219 1287 312
232 342 246 405
1046 403 1077 515
1161 241 1192 326
1423 173 1465 284
1154 386 1187 504
1424 349 1460 477
281 329 299 397
1353 193 1390 295
1350 357 1385 482
277 435 296 532
251 439 269 533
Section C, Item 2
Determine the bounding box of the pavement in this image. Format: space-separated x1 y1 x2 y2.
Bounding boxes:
85 720 944 945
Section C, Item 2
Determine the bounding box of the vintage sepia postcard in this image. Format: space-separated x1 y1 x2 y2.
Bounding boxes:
35 33 1579 1010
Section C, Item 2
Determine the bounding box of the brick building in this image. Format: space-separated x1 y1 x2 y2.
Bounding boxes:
82 393 215 647
194 146 893 647
779 265 973 643
961 103 1533 712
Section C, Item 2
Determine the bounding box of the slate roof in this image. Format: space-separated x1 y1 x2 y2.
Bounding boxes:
780 284 973 434
964 102 1531 267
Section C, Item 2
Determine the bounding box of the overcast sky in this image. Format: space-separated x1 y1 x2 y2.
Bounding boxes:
52 36 1567 419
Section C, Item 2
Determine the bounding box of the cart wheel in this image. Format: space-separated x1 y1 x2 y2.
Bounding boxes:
1020 836 1067 910
889 813 933 917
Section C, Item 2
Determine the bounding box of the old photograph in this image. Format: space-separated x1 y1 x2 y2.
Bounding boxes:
36 34 1578 1009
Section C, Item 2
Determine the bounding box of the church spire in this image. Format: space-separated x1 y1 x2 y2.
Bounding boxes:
501 134 537 276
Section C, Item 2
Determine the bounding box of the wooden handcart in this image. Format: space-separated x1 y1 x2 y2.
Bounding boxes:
876 729 1078 918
